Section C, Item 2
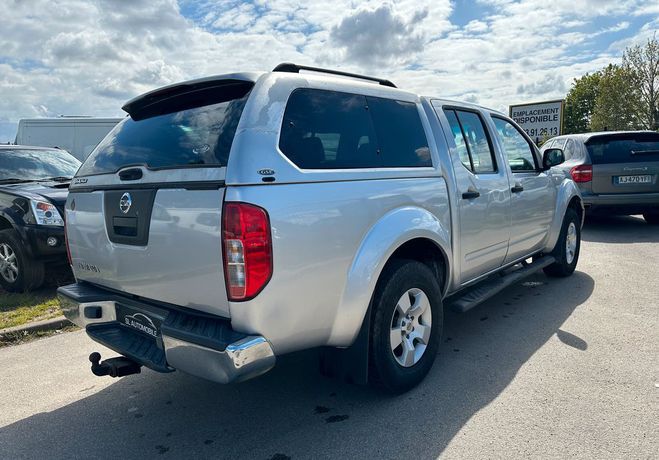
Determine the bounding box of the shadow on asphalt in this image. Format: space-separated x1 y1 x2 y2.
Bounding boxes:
1 271 594 459
582 215 658 244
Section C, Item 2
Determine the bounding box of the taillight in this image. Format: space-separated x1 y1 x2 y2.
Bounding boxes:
222 202 272 301
570 165 593 183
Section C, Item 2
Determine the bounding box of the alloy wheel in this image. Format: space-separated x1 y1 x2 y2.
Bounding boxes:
389 288 432 367
0 243 19 283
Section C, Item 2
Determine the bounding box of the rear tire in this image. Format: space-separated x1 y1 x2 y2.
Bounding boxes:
369 259 442 394
543 208 581 278
0 229 45 293
643 213 659 225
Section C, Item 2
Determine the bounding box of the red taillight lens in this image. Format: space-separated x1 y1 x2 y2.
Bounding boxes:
222 202 272 301
570 165 593 183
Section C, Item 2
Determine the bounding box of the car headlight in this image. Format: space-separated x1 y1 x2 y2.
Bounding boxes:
30 200 64 226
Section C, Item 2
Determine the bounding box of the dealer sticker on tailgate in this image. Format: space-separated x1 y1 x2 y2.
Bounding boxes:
116 305 163 339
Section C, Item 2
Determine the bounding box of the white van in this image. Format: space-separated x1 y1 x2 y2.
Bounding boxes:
14 117 122 161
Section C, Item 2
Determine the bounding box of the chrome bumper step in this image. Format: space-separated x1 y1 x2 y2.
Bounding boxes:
57 282 276 384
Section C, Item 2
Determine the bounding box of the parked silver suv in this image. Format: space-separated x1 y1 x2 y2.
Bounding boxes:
59 64 583 393
541 131 659 224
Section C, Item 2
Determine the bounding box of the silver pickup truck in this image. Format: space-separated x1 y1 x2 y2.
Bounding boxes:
59 64 583 393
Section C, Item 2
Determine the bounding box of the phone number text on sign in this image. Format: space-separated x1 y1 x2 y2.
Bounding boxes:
509 100 563 143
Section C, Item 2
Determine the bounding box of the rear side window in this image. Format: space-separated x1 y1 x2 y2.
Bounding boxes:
586 134 659 164
77 83 252 176
563 138 577 160
279 90 377 169
553 138 567 150
492 117 538 172
444 109 497 174
279 88 430 169
444 110 472 170
366 97 431 167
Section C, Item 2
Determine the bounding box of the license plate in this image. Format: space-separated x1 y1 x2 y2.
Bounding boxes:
116 304 163 339
615 175 653 184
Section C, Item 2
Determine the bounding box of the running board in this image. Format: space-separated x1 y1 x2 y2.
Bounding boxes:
447 255 556 313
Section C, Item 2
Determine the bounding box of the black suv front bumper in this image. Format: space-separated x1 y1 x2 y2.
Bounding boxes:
19 224 66 260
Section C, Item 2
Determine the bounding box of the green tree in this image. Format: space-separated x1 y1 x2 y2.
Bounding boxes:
591 64 643 131
563 72 601 134
623 34 659 130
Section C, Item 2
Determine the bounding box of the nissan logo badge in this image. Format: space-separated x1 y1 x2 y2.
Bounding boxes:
119 192 132 214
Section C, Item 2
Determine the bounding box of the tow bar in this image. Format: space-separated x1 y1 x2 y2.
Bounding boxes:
89 352 142 378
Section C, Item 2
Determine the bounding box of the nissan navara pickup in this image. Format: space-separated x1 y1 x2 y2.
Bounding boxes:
59 64 583 393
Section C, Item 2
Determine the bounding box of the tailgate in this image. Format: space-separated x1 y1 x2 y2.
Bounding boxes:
67 185 230 317
64 76 255 318
587 133 659 194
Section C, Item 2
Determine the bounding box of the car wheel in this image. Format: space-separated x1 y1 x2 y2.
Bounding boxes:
642 213 659 225
543 208 581 278
0 229 45 292
369 259 442 394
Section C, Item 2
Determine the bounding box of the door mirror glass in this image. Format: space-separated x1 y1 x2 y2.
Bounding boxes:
542 148 565 170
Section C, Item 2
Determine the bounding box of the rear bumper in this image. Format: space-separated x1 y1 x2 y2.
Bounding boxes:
583 192 659 214
57 283 275 384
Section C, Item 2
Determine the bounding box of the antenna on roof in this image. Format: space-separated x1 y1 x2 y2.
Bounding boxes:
273 62 397 88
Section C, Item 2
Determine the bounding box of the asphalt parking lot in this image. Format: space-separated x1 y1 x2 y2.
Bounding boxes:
0 215 657 459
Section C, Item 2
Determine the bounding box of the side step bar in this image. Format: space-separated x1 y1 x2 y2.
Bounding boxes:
447 255 556 313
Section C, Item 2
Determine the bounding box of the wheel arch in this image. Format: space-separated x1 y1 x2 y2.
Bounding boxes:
328 206 451 348
544 179 584 253
0 214 14 231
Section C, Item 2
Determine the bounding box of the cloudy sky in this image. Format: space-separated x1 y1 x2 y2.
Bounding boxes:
1 0 658 142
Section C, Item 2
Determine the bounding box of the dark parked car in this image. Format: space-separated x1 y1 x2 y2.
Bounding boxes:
0 145 80 292
541 131 659 224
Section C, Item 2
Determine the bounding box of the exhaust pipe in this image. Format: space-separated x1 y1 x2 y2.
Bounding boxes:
89 352 142 378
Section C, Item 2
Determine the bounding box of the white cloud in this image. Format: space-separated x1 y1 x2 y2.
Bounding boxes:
0 0 656 141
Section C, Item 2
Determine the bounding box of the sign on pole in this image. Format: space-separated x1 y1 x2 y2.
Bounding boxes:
509 99 564 145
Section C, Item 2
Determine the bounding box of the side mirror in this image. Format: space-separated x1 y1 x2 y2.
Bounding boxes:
542 148 565 170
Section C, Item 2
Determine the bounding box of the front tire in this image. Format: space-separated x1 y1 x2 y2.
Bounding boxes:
543 208 581 278
643 212 659 225
369 260 442 394
0 229 45 292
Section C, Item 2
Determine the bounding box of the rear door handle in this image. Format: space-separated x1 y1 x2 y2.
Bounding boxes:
511 184 524 193
462 190 481 199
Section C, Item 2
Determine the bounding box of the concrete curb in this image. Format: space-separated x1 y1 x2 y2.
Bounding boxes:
0 316 72 338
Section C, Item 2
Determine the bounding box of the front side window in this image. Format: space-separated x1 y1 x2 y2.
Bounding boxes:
443 109 497 174
492 117 538 172
279 88 431 169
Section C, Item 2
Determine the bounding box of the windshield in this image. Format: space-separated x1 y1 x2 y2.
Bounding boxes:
77 87 252 177
0 149 81 182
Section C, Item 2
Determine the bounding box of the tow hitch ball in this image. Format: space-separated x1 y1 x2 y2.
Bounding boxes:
89 352 142 378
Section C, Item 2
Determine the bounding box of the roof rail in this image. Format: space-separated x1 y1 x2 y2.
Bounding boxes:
272 62 397 88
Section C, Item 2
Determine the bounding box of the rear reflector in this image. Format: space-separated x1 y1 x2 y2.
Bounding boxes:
570 164 593 183
64 223 72 266
222 202 272 301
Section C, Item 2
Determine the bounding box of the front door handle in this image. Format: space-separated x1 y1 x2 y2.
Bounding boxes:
511 184 524 193
462 190 481 199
